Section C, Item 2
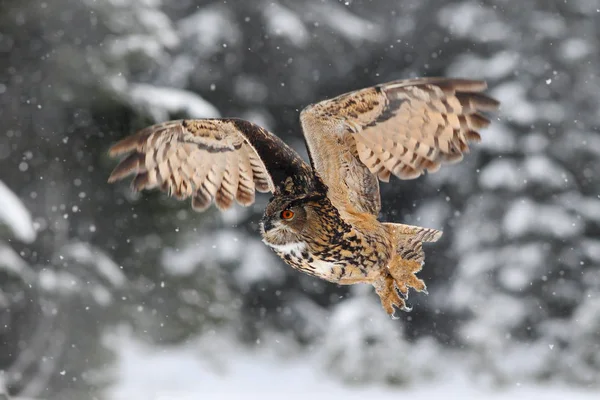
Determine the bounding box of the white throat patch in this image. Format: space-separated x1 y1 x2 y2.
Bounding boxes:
265 241 307 255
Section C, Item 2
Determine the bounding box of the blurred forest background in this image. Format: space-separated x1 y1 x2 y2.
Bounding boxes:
1 0 599 399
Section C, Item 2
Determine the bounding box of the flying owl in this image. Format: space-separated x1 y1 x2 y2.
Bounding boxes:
108 78 499 317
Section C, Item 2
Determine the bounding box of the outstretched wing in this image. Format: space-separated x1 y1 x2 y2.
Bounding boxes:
300 78 499 216
108 118 317 211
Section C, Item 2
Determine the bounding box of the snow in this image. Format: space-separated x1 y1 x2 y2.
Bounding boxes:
479 159 523 191
322 293 413 383
452 243 546 302
235 241 285 287
108 34 170 63
91 0 179 68
582 239 600 262
492 82 537 125
308 2 382 42
409 199 450 231
521 132 549 154
136 7 179 48
573 296 600 337
128 84 220 121
263 3 310 47
497 243 546 291
552 130 595 156
478 122 516 152
523 156 573 189
461 294 531 347
4 0 600 396
220 206 251 225
158 54 196 88
177 6 240 55
531 11 567 38
161 231 243 276
59 242 127 287
0 242 35 281
559 38 592 61
437 2 510 42
0 180 36 243
536 101 567 123
234 76 270 104
451 195 503 252
161 241 209 277
107 330 600 400
161 230 284 286
100 0 177 46
447 52 519 80
559 193 600 223
503 198 582 239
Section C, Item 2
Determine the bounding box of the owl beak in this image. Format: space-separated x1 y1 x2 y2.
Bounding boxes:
261 219 274 233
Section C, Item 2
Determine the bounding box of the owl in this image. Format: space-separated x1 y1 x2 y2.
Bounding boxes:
108 78 499 317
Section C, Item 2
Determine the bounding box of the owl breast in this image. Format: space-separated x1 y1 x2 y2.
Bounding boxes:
269 242 336 281
267 239 381 284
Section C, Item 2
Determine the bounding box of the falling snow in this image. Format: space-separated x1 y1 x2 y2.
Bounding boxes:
1 0 599 399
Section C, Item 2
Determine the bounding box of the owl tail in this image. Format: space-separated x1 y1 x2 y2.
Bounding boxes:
376 223 442 316
384 222 443 264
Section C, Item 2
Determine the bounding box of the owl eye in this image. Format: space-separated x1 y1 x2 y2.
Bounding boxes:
280 210 295 220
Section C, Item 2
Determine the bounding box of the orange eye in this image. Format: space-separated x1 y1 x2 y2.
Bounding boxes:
280 210 295 220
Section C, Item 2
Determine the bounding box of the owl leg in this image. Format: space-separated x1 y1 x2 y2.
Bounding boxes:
373 273 412 318
387 254 427 298
383 222 440 298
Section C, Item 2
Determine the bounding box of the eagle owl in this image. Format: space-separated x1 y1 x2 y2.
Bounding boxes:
108 78 499 317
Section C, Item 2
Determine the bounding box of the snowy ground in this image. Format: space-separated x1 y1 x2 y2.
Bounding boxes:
108 332 599 400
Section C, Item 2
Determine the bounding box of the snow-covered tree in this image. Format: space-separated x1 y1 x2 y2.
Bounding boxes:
434 0 600 385
0 181 125 399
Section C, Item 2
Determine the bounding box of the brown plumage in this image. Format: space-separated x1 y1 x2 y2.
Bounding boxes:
108 77 499 317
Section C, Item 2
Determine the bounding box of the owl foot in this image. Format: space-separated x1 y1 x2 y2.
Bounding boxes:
387 256 427 298
374 274 412 319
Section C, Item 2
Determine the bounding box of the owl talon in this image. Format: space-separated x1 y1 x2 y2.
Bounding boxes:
374 274 412 317
388 256 427 295
395 285 408 300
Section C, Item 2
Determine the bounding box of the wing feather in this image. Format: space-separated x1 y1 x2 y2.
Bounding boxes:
215 152 238 210
236 150 256 206
300 77 499 215
108 118 318 212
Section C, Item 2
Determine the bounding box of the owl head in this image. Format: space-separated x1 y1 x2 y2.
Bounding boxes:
260 193 324 246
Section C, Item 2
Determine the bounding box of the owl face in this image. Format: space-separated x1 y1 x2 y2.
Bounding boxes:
260 196 309 247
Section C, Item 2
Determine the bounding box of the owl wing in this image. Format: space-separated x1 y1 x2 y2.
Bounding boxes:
108 118 317 211
300 78 499 215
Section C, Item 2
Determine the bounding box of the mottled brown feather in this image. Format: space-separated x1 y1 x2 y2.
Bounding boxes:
300 77 499 216
108 119 316 212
